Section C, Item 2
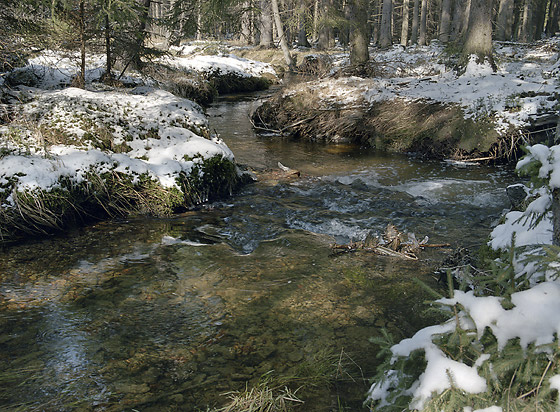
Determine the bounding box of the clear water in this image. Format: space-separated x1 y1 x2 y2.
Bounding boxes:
0 94 518 411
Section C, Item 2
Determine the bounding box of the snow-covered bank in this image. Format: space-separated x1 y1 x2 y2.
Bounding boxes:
254 38 559 160
0 85 246 242
0 44 279 241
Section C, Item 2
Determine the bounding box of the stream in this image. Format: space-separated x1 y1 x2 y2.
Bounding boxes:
0 92 518 411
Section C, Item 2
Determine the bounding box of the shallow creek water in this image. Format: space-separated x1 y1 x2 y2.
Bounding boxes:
0 94 518 411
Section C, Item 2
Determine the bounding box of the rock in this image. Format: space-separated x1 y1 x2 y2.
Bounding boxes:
506 184 528 210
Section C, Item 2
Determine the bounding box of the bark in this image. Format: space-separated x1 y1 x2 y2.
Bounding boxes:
259 0 274 47
450 0 463 40
77 0 85 87
496 0 514 40
348 0 370 65
379 0 393 47
463 0 493 65
418 0 427 45
411 0 419 43
312 0 319 43
400 0 410 45
297 4 311 47
105 12 112 80
241 1 253 44
316 0 335 49
533 0 548 39
271 0 295 70
196 0 203 40
545 0 560 36
439 0 451 42
519 0 533 42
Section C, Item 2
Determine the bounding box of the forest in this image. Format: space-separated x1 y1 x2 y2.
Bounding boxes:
1 0 560 411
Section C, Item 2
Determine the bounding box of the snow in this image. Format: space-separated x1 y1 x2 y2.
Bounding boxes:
163 53 276 78
288 38 559 135
438 284 560 350
0 86 234 202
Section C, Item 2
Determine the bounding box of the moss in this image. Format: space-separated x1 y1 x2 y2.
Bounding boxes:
178 155 245 205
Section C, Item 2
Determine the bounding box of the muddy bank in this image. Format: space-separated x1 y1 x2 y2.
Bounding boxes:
252 89 526 161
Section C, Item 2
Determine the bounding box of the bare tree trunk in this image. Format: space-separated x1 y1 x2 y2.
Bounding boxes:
297 3 311 46
76 0 86 87
545 0 560 36
105 12 112 80
534 0 547 39
312 0 319 43
496 0 514 40
259 0 274 47
349 0 370 65
439 0 451 42
379 0 393 47
519 0 533 42
463 0 494 65
401 0 410 45
418 0 428 45
241 1 253 44
271 0 295 69
411 0 419 43
196 0 203 40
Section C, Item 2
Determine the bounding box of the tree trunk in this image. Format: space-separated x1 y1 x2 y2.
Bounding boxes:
271 0 295 69
533 0 547 39
439 0 451 42
418 0 428 45
545 0 560 36
379 0 392 47
496 0 514 40
196 0 203 40
463 0 494 65
77 0 86 87
462 0 472 38
349 0 370 65
519 0 533 42
259 0 274 47
411 0 419 43
401 0 410 45
450 0 463 40
241 1 253 44
105 12 112 80
297 4 311 47
312 0 319 43
317 0 335 49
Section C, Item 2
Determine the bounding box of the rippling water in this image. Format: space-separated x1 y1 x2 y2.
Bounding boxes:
0 94 518 411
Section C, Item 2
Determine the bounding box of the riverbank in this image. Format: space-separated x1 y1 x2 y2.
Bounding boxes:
253 38 559 162
0 48 279 243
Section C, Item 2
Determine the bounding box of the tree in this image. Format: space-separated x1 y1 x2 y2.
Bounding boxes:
259 0 274 47
400 0 410 46
379 0 392 48
496 0 514 41
271 0 295 69
348 0 370 65
463 0 494 66
439 0 451 42
411 0 419 44
418 0 427 45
